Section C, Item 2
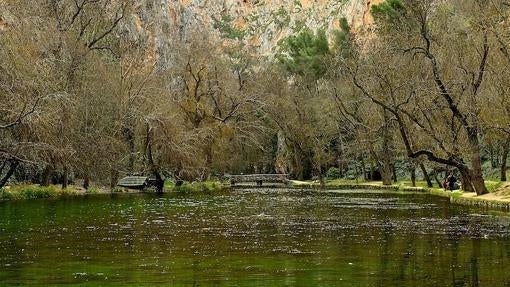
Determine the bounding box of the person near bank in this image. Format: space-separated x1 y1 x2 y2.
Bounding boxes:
446 172 458 191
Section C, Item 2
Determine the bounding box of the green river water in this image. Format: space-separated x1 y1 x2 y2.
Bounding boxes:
0 189 510 286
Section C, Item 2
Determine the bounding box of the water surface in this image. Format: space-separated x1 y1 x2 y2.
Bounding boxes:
1 190 509 286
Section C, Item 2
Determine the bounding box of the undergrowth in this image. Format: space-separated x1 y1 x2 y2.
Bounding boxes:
173 181 227 193
0 185 78 200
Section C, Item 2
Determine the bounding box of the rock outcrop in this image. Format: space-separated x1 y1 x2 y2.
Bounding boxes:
128 0 383 66
1 0 384 65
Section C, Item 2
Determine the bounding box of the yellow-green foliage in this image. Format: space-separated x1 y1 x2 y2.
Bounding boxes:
289 180 317 187
111 187 125 193
164 180 176 190
427 188 449 197
87 186 100 194
290 179 366 187
396 181 436 189
173 181 226 193
485 181 502 193
447 191 463 198
326 179 366 186
0 185 78 200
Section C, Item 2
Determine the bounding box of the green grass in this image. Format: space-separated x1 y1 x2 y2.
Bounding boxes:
289 180 316 187
172 181 227 193
326 179 367 186
320 178 504 194
397 179 504 194
111 187 125 193
291 179 368 187
449 190 464 198
0 185 78 200
486 181 503 193
87 186 100 194
326 179 435 189
395 180 437 189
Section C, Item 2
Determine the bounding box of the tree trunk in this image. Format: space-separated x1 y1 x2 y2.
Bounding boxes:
501 137 509 182
369 161 375 181
62 165 69 189
489 145 498 168
292 149 303 180
152 170 164 193
41 164 53 186
124 125 135 174
434 174 442 188
205 139 215 179
468 136 488 195
410 166 416 187
459 167 487 195
0 160 19 189
381 111 393 186
470 173 487 195
419 163 433 188
360 156 368 181
302 153 313 180
381 164 392 185
293 148 313 180
83 173 90 190
318 165 325 189
459 168 474 192
392 164 398 183
0 160 6 177
354 163 360 183
110 169 119 190
145 124 164 193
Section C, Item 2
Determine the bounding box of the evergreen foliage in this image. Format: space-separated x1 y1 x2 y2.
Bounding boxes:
277 29 330 79
213 15 246 40
332 17 353 58
371 0 406 24
326 167 341 179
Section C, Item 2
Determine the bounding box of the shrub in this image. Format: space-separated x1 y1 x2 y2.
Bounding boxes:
486 181 503 193
213 15 246 40
326 167 341 179
0 185 78 200
481 161 500 180
87 186 99 194
173 181 226 193
164 179 175 191
111 187 125 193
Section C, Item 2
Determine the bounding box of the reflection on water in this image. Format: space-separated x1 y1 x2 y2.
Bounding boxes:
0 190 509 286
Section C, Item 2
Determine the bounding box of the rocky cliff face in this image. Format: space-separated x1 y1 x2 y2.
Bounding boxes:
128 0 383 66
0 0 382 65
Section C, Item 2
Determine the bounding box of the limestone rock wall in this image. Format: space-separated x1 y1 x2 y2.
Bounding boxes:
1 0 384 65
128 0 383 66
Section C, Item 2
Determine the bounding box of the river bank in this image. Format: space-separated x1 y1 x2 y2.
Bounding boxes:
290 179 510 211
0 181 229 200
2 180 510 212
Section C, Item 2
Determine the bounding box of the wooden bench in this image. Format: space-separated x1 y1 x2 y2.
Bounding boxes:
227 174 289 187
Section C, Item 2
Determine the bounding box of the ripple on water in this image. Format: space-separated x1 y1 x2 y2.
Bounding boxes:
1 190 510 285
